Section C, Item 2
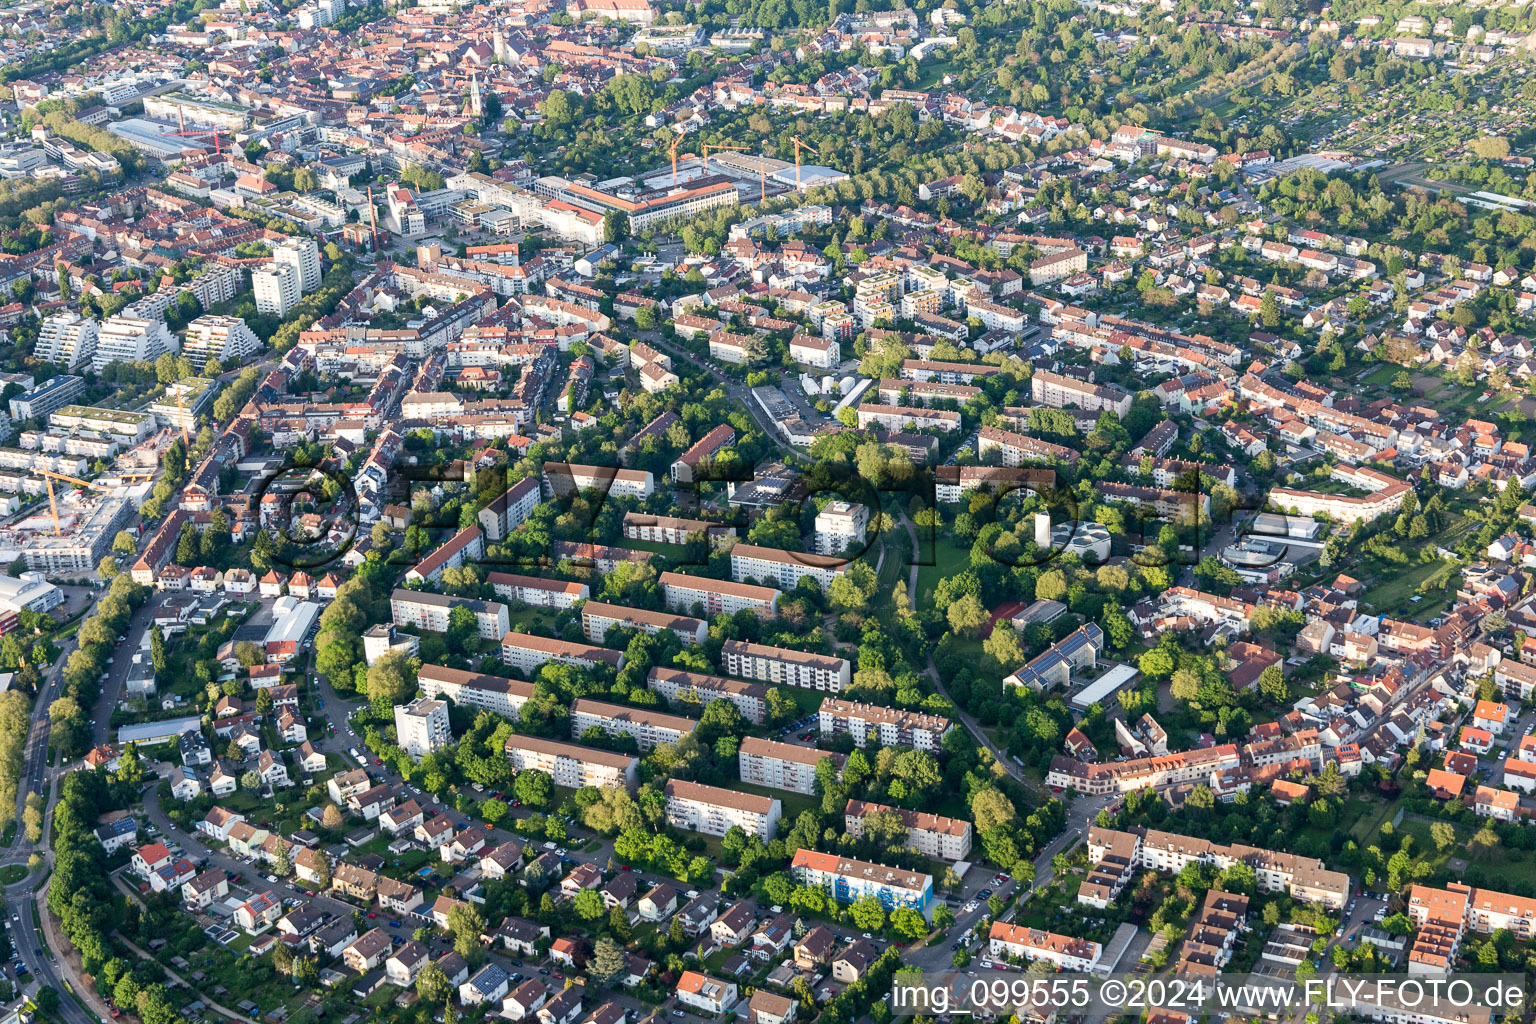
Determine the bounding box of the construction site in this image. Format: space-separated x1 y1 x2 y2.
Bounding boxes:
636 137 849 198
0 427 171 574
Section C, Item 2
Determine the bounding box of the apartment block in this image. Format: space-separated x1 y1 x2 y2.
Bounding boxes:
659 572 780 618
977 425 1080 466
581 600 707 646
818 698 952 751
791 849 933 918
672 424 736 484
988 922 1100 972
1046 744 1241 796
504 734 638 791
390 589 509 640
570 698 697 751
182 315 260 371
418 664 535 721
274 236 322 292
9 375 84 420
729 543 847 591
477 477 542 541
721 639 850 692
394 697 452 758
813 502 868 556
253 261 301 317
48 405 153 443
404 525 485 584
854 402 960 433
844 799 972 861
647 666 767 724
622 512 736 547
738 737 846 796
664 778 781 840
93 315 176 372
498 633 625 675
487 572 588 609
34 312 97 369
1080 826 1348 912
543 462 654 500
1031 368 1133 416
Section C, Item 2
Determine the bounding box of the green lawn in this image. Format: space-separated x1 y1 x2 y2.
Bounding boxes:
776 685 827 717
1385 814 1536 884
1360 557 1455 617
1350 796 1403 844
504 604 565 635
1362 364 1401 388
913 541 970 607
732 780 818 819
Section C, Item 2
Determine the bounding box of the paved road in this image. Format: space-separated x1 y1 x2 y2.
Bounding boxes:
638 331 797 456
93 596 168 747
4 871 101 1024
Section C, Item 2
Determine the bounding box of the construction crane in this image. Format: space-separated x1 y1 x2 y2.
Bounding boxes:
159 105 231 157
666 134 699 186
789 135 821 190
701 142 746 176
36 470 112 537
172 384 192 449
366 184 381 253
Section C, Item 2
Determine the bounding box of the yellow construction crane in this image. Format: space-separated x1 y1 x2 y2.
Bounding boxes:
701 142 746 175
173 385 192 448
668 134 682 184
36 470 113 537
789 135 821 190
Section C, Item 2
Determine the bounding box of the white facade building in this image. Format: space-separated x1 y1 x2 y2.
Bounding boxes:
93 316 177 372
394 697 452 759
35 313 98 369
182 315 260 370
253 261 301 317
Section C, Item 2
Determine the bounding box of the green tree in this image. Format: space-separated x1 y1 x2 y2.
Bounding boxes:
946 593 989 638
573 888 604 921
850 895 886 932
589 936 626 986
447 903 487 960
366 650 418 712
513 769 553 809
603 210 629 243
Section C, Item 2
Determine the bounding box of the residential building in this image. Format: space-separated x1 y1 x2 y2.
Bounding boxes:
844 799 973 861
791 848 933 917
394 697 452 758
658 572 779 618
646 667 767 724
569 698 696 751
390 589 509 639
580 600 706 646
721 640 851 691
664 778 781 840
738 737 845 796
418 663 535 721
504 734 639 790
988 922 1101 971
818 699 952 750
